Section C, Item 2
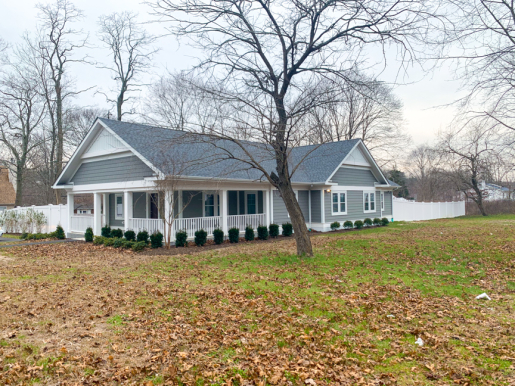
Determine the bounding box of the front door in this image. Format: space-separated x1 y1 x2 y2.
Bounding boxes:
247 193 256 214
150 193 159 219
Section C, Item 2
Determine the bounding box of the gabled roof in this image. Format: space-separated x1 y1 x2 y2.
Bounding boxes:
55 118 390 186
485 183 511 192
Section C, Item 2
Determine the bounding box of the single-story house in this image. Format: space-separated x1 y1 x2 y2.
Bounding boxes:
481 181 515 201
53 118 396 239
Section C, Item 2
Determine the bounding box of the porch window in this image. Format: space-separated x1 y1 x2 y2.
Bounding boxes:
332 191 347 215
205 194 215 217
363 191 376 213
247 193 256 214
115 194 124 219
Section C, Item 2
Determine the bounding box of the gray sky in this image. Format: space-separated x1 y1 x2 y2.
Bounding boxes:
1 0 464 146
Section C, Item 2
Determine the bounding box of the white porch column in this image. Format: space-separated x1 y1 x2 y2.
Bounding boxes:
67 192 74 234
308 190 312 227
124 191 133 231
93 192 102 236
103 193 109 226
270 187 274 224
221 189 228 234
264 189 270 226
164 190 172 242
320 189 325 225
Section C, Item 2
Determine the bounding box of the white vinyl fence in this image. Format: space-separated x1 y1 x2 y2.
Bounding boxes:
393 200 465 222
1 204 69 234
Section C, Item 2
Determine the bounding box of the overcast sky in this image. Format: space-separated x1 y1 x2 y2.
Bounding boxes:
1 0 465 146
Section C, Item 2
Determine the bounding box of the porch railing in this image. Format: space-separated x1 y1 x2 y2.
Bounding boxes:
173 216 221 236
129 218 165 235
70 215 94 233
228 213 266 232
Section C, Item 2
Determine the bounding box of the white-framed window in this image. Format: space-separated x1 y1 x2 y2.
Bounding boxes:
363 191 376 213
78 209 90 215
331 191 347 215
115 194 124 219
381 192 385 211
203 193 220 217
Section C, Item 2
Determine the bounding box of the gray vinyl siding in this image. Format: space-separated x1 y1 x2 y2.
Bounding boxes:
132 192 147 218
109 194 124 228
69 156 154 185
182 191 203 218
228 191 238 215
383 191 393 216
272 190 309 224
298 190 309 221
311 190 321 223
330 167 378 187
324 190 379 222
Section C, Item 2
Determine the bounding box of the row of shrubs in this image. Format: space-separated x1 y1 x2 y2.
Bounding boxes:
85 226 164 251
330 217 390 231
175 222 294 247
21 225 66 241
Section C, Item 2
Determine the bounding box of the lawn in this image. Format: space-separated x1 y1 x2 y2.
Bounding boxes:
0 216 514 385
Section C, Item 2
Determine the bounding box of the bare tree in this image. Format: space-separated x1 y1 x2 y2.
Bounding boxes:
98 12 158 121
0 52 45 206
35 0 89 204
150 0 437 256
441 0 515 133
307 72 410 167
438 123 506 216
405 145 448 201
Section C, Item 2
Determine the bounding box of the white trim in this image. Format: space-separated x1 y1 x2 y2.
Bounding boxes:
363 190 377 214
381 192 385 211
81 151 133 162
115 193 124 220
269 187 274 224
331 191 348 215
320 190 325 224
308 190 312 227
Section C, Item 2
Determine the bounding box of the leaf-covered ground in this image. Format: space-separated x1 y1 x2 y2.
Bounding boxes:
1 215 514 385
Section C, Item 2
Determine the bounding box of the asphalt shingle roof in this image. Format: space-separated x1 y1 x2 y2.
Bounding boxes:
100 118 362 184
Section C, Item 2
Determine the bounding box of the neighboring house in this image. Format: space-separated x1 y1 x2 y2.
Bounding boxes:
481 181 515 201
53 118 396 238
0 167 16 211
74 194 94 215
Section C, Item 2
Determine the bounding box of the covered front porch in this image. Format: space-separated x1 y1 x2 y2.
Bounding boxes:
67 189 270 240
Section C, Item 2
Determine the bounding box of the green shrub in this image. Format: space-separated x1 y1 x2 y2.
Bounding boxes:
54 225 65 239
194 229 208 246
343 220 353 229
373 218 381 226
136 230 149 243
93 236 105 245
132 241 147 252
269 224 279 238
257 225 268 240
110 228 123 238
85 227 94 242
282 223 293 237
381 217 390 226
330 221 340 231
124 230 135 241
228 228 239 243
150 232 163 249
122 240 135 249
175 230 188 247
213 228 224 245
21 232 28 240
364 218 373 227
245 226 255 241
104 238 115 247
101 226 111 238
113 238 124 248
354 220 364 229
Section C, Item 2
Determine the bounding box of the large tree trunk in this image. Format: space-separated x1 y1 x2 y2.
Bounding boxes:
277 182 313 256
55 84 63 204
15 165 23 207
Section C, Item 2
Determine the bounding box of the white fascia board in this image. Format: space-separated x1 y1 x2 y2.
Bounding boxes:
53 118 103 188
359 142 389 184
